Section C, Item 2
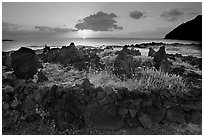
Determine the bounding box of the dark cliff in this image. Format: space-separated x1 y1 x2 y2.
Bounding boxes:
164 15 202 41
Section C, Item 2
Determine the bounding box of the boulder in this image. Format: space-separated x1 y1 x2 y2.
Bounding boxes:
165 107 186 124
43 45 50 53
37 71 48 82
153 46 167 69
148 47 156 57
22 96 37 115
116 46 141 56
58 46 68 64
3 85 14 93
142 58 154 68
2 71 18 87
46 48 59 62
81 78 92 91
181 102 202 111
118 108 129 117
138 113 153 129
3 102 10 110
129 109 138 118
98 97 109 105
104 86 114 95
171 66 185 76
67 42 76 54
126 127 144 135
11 47 40 79
159 59 173 73
97 91 106 100
145 106 166 123
11 100 21 109
189 111 202 125
2 52 12 68
84 102 124 130
114 53 135 77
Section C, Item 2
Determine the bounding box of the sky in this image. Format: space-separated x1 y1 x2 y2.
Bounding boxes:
2 2 202 40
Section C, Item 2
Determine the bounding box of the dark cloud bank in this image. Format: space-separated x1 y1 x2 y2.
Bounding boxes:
129 10 145 19
75 11 123 31
161 8 184 21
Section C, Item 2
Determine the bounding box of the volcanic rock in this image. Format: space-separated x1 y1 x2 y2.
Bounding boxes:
138 113 153 129
148 47 156 57
114 53 135 77
84 102 124 130
46 48 59 62
189 110 202 125
165 107 186 124
37 71 48 82
153 46 167 69
11 47 40 79
3 85 14 93
159 59 173 73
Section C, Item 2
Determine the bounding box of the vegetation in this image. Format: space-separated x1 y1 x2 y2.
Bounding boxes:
88 67 188 94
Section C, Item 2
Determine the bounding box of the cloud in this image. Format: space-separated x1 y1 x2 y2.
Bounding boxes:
161 8 184 21
2 22 22 31
75 11 123 31
188 12 199 15
35 26 77 33
129 10 145 19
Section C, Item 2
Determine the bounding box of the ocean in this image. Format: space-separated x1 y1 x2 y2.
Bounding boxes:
2 38 202 57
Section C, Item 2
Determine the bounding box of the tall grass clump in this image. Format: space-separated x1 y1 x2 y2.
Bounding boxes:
131 68 188 93
88 68 126 88
88 67 188 94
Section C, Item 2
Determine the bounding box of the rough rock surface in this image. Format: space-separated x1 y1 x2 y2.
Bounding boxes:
153 46 167 69
11 47 40 79
84 102 124 130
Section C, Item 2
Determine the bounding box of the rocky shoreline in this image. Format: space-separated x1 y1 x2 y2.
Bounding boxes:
2 42 202 135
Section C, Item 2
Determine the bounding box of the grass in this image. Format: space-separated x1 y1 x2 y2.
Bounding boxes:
40 63 87 87
41 57 188 95
88 67 188 94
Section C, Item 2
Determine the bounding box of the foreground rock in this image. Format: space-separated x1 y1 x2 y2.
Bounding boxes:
11 47 40 79
84 102 124 130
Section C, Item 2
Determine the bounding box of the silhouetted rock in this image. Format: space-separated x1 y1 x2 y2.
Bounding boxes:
11 47 40 79
165 15 202 41
48 48 60 62
148 47 156 57
116 45 141 56
153 46 167 69
58 46 68 64
43 45 50 53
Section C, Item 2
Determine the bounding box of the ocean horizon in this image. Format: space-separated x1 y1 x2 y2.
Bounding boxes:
2 38 201 52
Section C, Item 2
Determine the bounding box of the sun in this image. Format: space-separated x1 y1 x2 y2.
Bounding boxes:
78 30 92 39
